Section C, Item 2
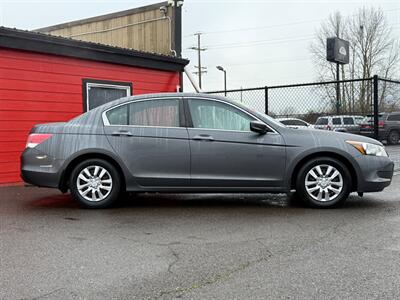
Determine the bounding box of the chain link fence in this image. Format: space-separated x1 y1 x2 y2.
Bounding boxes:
207 76 400 169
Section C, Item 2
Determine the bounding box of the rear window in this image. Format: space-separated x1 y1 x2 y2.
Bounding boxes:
355 117 364 125
387 114 400 121
315 118 328 125
363 114 386 123
280 119 307 126
332 117 342 125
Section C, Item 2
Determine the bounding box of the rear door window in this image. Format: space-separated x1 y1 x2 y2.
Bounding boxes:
343 117 355 125
106 104 128 125
332 117 342 125
129 99 180 127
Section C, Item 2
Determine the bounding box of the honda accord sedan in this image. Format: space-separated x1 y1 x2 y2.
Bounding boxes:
21 93 394 208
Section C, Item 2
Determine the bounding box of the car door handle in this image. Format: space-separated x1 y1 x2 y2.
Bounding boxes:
112 130 133 137
192 134 214 141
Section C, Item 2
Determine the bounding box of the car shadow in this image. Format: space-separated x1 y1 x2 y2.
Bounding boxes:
27 190 385 211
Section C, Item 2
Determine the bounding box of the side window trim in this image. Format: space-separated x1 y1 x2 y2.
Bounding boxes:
102 97 185 129
183 98 193 128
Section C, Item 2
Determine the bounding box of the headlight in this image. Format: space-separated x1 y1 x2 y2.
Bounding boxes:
346 141 388 157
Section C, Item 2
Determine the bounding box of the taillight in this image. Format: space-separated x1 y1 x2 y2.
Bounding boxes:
26 133 53 148
326 125 332 130
378 121 385 128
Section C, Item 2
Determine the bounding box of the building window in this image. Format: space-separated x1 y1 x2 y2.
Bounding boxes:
83 79 132 111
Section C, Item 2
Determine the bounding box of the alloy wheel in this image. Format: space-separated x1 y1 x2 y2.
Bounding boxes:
304 164 343 202
76 165 113 202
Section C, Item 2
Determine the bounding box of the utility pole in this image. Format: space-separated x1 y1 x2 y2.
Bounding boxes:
335 22 341 115
189 33 207 89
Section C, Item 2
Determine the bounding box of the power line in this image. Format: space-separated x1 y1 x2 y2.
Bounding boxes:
196 20 400 51
204 37 314 50
192 19 322 36
205 34 314 49
184 7 400 38
225 57 311 67
183 19 321 38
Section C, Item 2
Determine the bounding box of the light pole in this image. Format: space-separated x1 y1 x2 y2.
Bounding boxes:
216 66 227 96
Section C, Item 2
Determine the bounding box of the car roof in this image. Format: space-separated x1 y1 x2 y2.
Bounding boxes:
97 92 238 111
276 117 304 121
318 115 364 119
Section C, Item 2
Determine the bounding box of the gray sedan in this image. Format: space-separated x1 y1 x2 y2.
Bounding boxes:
21 93 394 208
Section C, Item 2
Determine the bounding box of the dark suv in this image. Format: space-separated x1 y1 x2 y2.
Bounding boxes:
360 112 400 144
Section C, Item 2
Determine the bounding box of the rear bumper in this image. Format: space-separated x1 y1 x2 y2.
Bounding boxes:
20 148 62 189
359 130 387 140
20 169 59 188
356 156 394 193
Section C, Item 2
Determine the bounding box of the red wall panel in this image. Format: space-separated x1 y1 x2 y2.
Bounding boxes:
0 47 180 184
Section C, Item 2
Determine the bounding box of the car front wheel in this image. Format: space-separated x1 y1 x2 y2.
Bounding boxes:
296 157 351 208
70 159 121 208
388 130 399 145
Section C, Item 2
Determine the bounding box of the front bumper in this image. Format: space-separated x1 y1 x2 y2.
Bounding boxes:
355 155 394 193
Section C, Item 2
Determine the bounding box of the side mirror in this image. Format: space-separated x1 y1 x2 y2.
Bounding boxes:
250 120 269 134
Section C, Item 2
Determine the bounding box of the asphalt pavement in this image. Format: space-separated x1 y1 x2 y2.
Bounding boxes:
1 175 400 300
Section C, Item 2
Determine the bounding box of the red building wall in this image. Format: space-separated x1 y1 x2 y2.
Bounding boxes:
0 48 180 184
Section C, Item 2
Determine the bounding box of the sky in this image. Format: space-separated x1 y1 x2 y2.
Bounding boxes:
0 0 399 92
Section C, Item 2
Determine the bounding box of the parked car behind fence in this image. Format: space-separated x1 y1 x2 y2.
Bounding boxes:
360 112 400 145
314 115 365 134
276 118 313 129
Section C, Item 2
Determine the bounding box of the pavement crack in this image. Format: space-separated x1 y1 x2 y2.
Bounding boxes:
155 252 272 299
166 245 180 274
29 288 64 300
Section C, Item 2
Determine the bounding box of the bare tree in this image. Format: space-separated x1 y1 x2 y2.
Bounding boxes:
310 7 399 114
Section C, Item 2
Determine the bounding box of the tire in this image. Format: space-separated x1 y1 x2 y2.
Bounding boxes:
69 159 122 208
387 130 399 145
295 157 351 208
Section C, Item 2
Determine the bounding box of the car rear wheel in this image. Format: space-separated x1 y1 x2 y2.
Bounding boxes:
296 157 351 208
388 130 399 145
70 159 121 208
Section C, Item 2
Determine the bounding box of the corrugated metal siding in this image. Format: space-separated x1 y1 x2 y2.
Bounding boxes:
41 5 173 55
0 48 180 184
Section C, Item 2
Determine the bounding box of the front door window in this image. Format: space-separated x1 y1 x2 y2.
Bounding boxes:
188 99 253 131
